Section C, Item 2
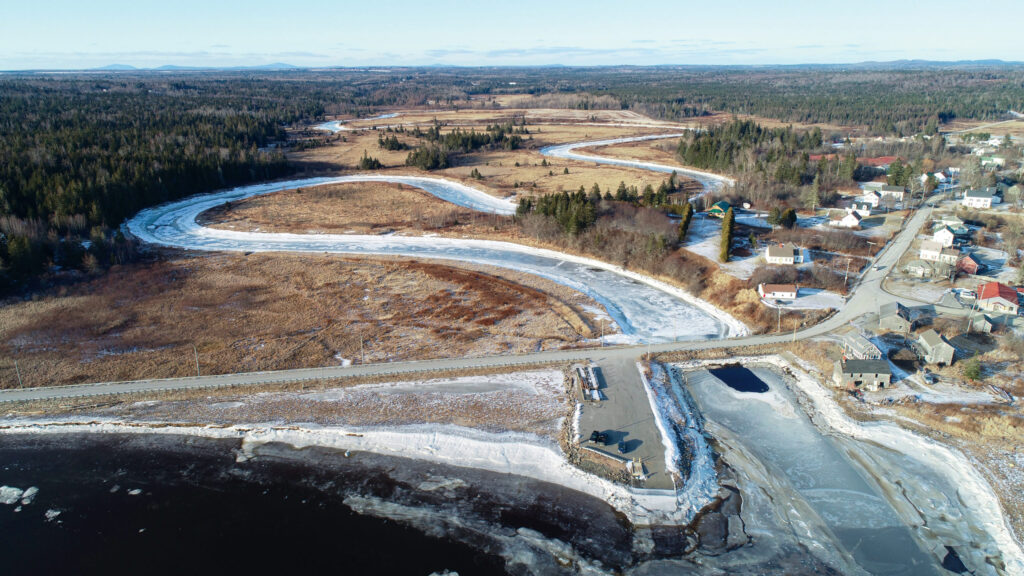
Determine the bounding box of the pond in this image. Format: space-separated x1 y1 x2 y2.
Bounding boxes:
709 364 769 393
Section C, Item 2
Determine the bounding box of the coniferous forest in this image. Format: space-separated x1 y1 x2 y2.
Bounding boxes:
1 65 1022 291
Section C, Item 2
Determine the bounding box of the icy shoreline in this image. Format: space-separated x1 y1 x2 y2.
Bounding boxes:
0 419 707 527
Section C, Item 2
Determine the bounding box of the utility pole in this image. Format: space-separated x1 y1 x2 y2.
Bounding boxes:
360 335 365 364
192 345 200 377
14 359 23 388
777 304 781 333
844 258 852 291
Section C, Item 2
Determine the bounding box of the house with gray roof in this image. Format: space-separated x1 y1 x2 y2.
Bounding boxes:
917 329 956 366
842 332 883 360
962 187 1000 209
878 302 916 333
833 359 892 391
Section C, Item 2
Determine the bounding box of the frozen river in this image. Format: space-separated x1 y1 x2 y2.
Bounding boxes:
126 173 745 343
540 134 735 196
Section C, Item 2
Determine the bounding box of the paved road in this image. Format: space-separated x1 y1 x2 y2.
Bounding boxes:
0 201 935 403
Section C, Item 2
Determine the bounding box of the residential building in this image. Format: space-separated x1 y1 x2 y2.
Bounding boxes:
765 243 799 265
919 240 959 265
917 329 956 366
708 201 731 218
933 226 956 248
981 156 1006 168
861 190 883 207
880 185 906 202
905 259 948 278
842 333 883 360
962 188 1000 209
830 210 862 228
833 359 892 391
758 283 799 300
976 281 1020 315
936 214 964 229
878 302 915 332
849 203 872 218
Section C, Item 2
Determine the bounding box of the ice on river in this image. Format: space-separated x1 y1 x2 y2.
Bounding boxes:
126 176 746 343
540 134 735 196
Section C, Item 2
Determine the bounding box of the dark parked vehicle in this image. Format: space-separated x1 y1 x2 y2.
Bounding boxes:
617 441 627 454
589 431 608 444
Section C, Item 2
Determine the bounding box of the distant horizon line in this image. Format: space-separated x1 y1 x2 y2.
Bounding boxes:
3 58 1024 74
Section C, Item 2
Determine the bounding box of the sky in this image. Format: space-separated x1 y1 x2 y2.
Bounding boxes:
1 0 1021 70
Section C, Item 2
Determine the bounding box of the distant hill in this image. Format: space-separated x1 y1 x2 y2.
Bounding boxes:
93 64 138 71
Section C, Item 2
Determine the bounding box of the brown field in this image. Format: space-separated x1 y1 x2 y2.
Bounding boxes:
944 118 1024 137
201 181 514 237
291 109 698 200
0 252 606 389
202 181 825 335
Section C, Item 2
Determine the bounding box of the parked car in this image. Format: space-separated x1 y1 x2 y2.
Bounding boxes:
923 373 938 384
617 441 627 454
589 431 608 445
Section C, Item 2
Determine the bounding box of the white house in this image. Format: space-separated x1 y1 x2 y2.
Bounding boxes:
920 239 959 265
765 243 799 265
849 203 872 218
758 283 799 300
830 210 862 228
860 190 883 207
880 185 906 202
933 226 956 248
962 188 1000 209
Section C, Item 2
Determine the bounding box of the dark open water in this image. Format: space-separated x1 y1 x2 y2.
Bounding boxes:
0 434 516 576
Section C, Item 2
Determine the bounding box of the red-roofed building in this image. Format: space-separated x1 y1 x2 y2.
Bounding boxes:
956 254 981 276
977 281 1019 315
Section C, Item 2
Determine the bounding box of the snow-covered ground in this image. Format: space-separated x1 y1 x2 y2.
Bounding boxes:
681 214 761 279
126 177 749 344
760 288 844 310
539 134 734 196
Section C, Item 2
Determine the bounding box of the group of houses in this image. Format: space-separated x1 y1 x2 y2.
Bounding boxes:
828 184 909 228
833 281 1020 392
907 213 978 279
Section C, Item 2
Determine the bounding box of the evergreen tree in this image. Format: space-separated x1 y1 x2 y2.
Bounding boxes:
720 207 735 262
780 208 797 229
678 202 694 244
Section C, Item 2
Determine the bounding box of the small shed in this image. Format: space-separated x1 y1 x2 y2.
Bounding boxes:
917 329 956 366
957 254 981 276
970 314 995 334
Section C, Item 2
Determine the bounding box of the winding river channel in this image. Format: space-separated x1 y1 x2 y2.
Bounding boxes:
126 136 744 343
